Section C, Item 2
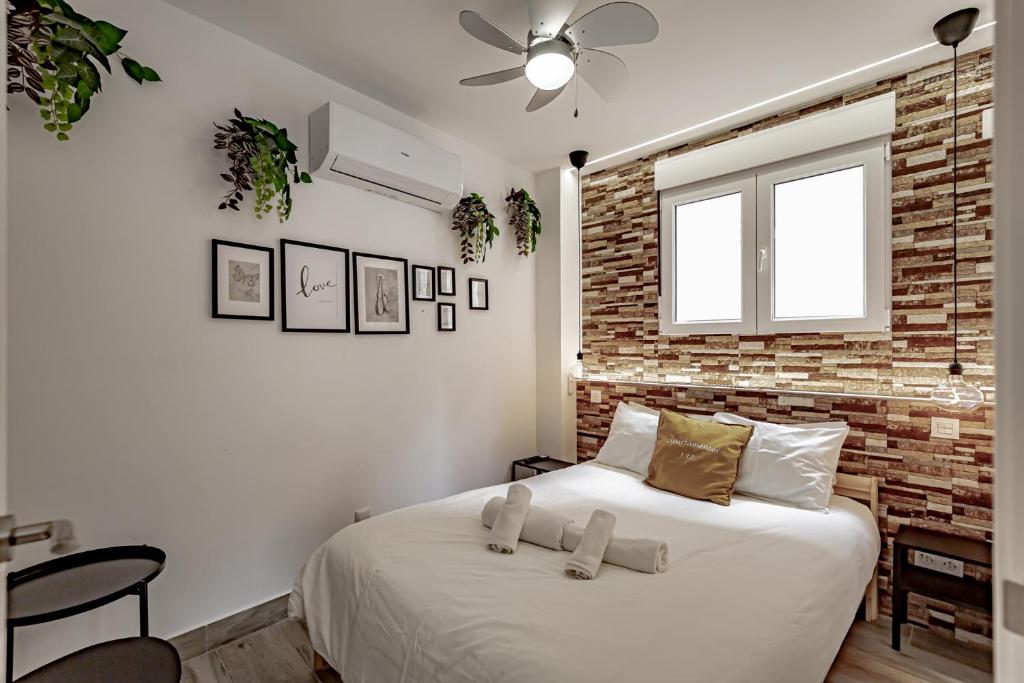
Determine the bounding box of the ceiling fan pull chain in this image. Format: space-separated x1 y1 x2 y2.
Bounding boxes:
574 67 580 118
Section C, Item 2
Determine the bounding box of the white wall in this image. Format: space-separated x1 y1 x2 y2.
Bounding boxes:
7 0 536 674
1 6 9 676
995 0 1024 679
533 167 579 462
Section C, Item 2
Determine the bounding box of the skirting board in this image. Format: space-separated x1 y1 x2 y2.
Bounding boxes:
169 594 289 661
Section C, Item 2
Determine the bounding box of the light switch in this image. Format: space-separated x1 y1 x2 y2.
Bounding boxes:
590 389 602 403
982 108 994 140
931 416 960 440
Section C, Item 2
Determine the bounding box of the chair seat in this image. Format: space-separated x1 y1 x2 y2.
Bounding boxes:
16 637 180 683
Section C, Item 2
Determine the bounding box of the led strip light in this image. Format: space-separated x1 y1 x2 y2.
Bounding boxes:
586 21 996 169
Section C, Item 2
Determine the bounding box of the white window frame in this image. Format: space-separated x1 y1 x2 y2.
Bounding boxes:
755 139 892 334
658 139 891 336
659 173 757 335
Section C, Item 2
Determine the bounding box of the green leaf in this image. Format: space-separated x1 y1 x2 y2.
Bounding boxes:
141 67 161 83
299 172 312 184
75 60 101 93
121 57 145 84
65 102 83 123
52 27 111 73
43 123 57 132
273 130 289 151
75 81 93 102
56 132 69 141
84 20 127 55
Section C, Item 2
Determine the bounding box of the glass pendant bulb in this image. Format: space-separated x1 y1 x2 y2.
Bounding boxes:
568 351 584 381
930 362 984 413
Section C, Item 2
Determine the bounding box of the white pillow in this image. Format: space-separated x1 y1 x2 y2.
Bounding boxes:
595 402 709 475
713 412 849 513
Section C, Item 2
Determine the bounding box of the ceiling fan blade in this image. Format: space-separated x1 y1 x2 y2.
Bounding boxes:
526 85 567 112
460 66 526 86
565 2 659 48
577 48 628 101
459 10 526 54
527 0 579 39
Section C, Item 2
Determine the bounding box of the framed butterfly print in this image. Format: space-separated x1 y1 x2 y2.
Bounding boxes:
212 239 274 320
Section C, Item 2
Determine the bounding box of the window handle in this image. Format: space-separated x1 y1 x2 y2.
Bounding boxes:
758 247 768 273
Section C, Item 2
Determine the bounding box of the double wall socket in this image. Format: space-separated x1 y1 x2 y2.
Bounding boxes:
914 550 964 578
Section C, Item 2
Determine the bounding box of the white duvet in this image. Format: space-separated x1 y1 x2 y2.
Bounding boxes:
290 462 880 683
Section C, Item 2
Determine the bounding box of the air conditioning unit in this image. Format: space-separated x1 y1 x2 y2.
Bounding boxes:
309 102 463 212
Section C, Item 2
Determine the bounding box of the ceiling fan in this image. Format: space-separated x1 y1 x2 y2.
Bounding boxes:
457 0 659 114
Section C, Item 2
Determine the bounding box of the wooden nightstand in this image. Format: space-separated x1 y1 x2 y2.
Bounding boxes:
891 526 992 651
510 456 573 482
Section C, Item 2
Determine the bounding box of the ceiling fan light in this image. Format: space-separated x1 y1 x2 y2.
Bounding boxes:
525 39 575 90
930 362 985 413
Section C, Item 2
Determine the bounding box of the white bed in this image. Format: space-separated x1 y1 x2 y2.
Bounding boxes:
290 462 880 683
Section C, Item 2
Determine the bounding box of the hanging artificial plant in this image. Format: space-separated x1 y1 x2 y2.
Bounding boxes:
506 187 542 257
451 193 499 264
6 0 160 141
213 109 312 223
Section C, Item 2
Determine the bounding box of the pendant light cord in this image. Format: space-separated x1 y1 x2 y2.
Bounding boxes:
952 44 960 365
577 166 583 358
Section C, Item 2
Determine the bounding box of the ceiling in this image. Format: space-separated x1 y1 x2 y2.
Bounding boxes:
162 0 995 173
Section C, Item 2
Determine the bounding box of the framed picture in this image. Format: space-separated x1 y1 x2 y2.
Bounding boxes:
438 302 456 331
437 266 456 296
352 252 410 334
412 265 436 301
280 239 350 333
469 277 489 310
212 239 274 320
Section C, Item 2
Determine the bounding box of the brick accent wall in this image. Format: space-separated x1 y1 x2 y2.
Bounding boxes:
576 49 994 648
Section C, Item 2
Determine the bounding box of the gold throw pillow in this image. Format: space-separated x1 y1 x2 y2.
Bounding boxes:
646 410 753 506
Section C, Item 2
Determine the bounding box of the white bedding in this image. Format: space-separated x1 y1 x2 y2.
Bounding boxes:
290 462 880 683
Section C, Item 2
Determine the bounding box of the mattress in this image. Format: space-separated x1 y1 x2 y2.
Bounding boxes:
290 462 880 683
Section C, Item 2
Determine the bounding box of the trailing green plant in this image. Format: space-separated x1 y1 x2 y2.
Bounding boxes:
506 187 542 257
6 0 160 141
213 109 312 222
451 193 498 264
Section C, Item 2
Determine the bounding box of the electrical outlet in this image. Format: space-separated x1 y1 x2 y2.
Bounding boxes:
930 416 960 440
354 507 372 523
590 389 602 403
914 550 964 578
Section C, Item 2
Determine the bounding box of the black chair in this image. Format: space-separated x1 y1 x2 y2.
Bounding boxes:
16 637 180 683
6 545 172 683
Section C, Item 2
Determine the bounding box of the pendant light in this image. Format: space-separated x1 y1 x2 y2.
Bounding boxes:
929 7 984 414
568 150 589 384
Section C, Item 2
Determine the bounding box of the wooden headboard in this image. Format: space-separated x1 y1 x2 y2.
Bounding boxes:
834 472 880 621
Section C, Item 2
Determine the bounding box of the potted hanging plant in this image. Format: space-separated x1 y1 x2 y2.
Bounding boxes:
6 0 160 141
451 193 498 263
213 109 312 223
506 187 542 257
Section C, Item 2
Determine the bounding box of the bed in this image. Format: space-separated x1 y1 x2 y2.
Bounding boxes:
290 462 880 683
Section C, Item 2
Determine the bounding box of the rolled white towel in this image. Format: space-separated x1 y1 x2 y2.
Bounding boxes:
562 523 669 574
481 497 572 551
564 509 616 580
487 484 532 554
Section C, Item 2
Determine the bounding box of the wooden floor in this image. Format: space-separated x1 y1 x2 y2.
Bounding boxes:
181 617 992 683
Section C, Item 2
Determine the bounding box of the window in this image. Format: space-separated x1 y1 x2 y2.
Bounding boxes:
659 140 890 335
663 176 756 334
